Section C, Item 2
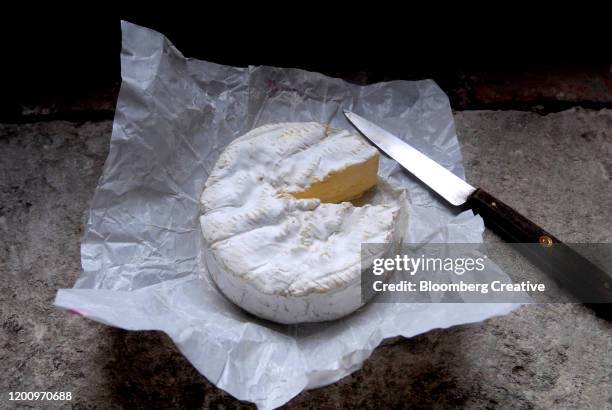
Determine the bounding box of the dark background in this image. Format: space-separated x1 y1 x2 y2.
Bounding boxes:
2 13 610 121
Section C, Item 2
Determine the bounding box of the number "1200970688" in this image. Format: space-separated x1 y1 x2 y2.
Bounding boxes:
9 392 72 401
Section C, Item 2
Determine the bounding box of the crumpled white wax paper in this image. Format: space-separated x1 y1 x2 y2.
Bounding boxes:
55 21 519 409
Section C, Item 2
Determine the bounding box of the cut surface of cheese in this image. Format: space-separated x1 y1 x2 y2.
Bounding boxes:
288 154 379 203
200 122 407 324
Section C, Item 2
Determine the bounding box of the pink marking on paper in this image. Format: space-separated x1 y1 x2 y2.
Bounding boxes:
68 308 84 316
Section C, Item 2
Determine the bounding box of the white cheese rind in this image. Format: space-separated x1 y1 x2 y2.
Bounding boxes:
200 122 407 324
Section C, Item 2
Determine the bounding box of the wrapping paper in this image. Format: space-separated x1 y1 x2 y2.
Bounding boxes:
55 21 519 409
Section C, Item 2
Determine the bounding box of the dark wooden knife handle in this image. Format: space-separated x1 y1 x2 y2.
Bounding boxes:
468 188 559 244
468 188 612 304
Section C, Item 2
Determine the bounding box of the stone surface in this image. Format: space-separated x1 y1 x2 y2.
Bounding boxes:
0 110 611 408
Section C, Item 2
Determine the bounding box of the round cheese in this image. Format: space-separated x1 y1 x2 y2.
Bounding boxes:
200 122 407 324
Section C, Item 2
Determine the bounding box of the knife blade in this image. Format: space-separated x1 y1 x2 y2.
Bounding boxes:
344 111 475 206
344 110 612 308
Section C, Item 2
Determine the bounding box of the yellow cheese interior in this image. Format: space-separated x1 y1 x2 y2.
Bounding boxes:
289 154 380 203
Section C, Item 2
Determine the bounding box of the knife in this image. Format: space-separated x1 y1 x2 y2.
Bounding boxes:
344 110 612 307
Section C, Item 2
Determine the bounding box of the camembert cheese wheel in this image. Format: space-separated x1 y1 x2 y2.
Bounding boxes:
200 123 405 323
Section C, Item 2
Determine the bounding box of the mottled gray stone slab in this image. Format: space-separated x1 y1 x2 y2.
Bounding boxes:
1 109 610 408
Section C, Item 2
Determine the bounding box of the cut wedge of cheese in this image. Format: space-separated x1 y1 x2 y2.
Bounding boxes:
200 122 407 324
